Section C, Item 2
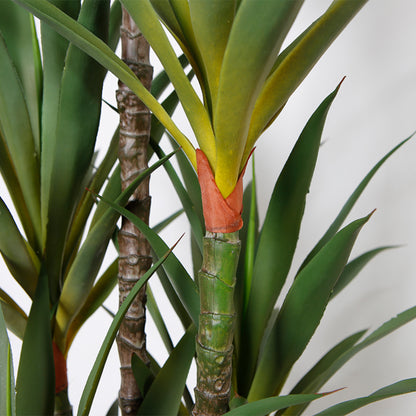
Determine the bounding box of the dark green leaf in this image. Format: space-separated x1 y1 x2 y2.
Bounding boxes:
77 245 175 416
43 0 110 302
331 246 397 299
105 399 118 416
138 325 196 416
0 289 27 340
223 393 324 416
239 83 342 394
249 214 371 401
108 0 121 51
315 378 416 415
92 191 199 325
300 135 412 271
0 0 42 152
131 354 155 396
0 197 40 298
16 268 54 416
0 303 16 416
152 209 184 234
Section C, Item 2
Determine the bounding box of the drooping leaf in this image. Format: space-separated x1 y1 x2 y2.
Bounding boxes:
108 0 121 51
0 197 40 298
0 0 42 151
15 268 54 416
249 214 371 401
0 303 16 416
137 325 196 416
77 245 175 416
13 0 196 167
239 83 342 394
0 289 27 340
314 378 416 416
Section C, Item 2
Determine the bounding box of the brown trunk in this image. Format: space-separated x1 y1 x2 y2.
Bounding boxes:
116 8 153 416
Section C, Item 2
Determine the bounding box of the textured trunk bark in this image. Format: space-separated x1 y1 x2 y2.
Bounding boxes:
193 231 241 416
116 8 153 416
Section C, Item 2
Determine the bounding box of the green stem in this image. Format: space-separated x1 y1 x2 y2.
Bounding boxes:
193 231 241 416
54 390 72 416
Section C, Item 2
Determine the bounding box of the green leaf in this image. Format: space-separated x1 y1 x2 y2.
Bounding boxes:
138 325 197 416
244 0 369 159
188 0 235 111
284 331 367 416
92 192 199 326
40 0 80 251
151 139 204 251
0 0 42 151
292 305 416 401
0 33 41 248
66 259 118 351
300 134 412 271
147 285 174 353
13 0 196 167
77 245 175 416
0 289 27 340
55 151 176 351
108 0 121 51
131 354 155 396
0 197 40 298
0 303 16 416
63 126 119 270
223 393 324 416
314 378 416 416
331 246 396 299
121 0 215 164
15 268 54 416
152 209 184 234
249 214 371 401
214 0 304 197
105 399 118 416
239 83 341 394
42 0 110 302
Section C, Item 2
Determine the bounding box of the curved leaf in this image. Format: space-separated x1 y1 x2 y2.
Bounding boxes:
239 83 342 394
0 198 40 298
13 0 196 167
43 0 110 302
0 33 41 247
77 245 175 416
55 151 176 351
121 0 215 164
315 378 416 416
214 0 303 197
331 246 397 299
299 134 412 271
244 0 369 160
249 214 371 401
0 289 27 340
224 393 324 416
138 325 196 416
0 0 42 150
92 192 199 325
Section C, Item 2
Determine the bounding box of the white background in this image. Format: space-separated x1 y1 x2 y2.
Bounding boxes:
2 0 416 414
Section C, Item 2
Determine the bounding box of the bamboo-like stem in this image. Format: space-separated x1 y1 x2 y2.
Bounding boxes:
193 231 241 416
116 8 153 416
